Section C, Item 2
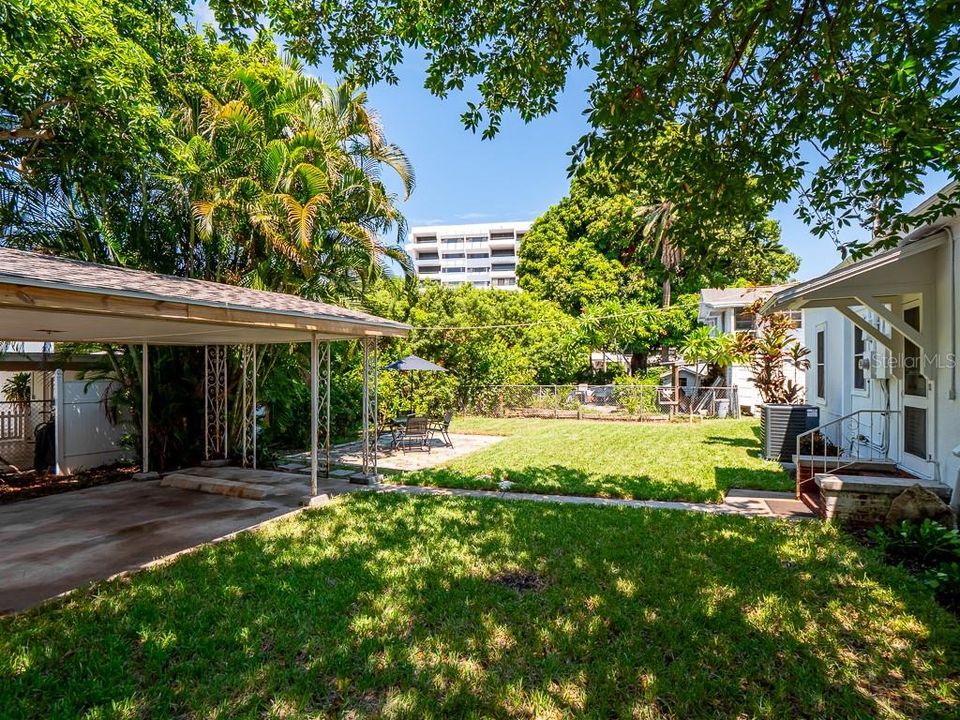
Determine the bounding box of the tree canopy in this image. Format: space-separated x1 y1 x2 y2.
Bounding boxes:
209 0 960 253
518 163 800 315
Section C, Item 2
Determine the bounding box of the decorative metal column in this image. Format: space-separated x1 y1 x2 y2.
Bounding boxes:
309 337 332 496
240 344 257 468
204 344 228 460
361 337 379 479
320 341 331 479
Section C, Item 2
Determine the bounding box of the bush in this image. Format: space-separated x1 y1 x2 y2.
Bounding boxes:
869 519 960 613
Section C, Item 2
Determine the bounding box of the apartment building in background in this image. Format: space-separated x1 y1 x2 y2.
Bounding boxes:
405 221 532 290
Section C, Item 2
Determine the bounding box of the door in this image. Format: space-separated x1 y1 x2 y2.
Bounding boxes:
900 303 933 476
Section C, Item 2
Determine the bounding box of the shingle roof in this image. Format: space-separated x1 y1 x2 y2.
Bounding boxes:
0 247 408 334
699 284 796 309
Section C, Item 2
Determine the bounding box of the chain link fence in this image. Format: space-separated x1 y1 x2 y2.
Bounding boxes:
461 384 740 421
0 400 54 471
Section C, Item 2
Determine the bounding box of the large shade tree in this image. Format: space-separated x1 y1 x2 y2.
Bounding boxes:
210 0 960 253
518 163 800 315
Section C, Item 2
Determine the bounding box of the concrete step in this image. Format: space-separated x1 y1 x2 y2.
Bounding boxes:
160 473 274 500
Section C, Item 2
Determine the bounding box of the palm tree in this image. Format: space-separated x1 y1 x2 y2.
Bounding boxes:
633 200 680 307
188 63 415 303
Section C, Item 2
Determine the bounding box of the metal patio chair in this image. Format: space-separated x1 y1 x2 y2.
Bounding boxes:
398 415 433 453
430 409 454 448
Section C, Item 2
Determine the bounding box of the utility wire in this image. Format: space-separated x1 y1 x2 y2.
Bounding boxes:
410 304 690 332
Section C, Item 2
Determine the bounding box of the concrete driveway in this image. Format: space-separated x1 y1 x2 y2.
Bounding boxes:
0 473 349 615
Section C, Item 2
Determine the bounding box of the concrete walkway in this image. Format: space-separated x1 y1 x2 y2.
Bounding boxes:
375 484 816 520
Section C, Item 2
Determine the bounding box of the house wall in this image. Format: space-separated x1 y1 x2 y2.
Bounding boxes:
803 219 960 505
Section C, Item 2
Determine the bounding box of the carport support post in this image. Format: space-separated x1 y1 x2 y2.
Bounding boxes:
141 343 149 475
310 334 319 496
360 337 379 482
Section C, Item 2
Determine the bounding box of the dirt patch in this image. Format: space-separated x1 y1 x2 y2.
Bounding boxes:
490 569 548 592
0 464 137 504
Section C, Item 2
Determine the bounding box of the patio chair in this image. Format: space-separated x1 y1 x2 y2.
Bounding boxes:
377 416 400 450
430 409 454 448
398 415 432 453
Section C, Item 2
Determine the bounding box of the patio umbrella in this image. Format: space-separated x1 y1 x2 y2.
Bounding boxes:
384 354 448 407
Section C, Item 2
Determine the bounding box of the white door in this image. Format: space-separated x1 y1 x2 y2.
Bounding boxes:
900 303 934 477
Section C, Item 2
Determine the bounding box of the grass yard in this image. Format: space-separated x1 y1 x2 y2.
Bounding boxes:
392 416 790 503
2 493 958 719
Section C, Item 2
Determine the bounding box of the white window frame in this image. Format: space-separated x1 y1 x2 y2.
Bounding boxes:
815 323 827 403
852 323 868 396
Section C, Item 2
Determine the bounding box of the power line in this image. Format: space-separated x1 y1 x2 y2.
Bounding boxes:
410 304 690 332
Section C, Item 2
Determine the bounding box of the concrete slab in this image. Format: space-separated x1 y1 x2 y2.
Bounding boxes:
0 469 363 614
285 432 507 473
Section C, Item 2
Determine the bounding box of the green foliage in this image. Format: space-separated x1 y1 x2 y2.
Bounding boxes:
735 300 809 404
580 295 700 365
869 519 960 612
215 0 960 250
869 519 960 569
611 374 659 416
1 372 31 405
372 282 592 405
518 163 799 315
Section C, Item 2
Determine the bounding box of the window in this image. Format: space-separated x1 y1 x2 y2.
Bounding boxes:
442 252 465 259
904 406 927 458
416 252 439 261
441 267 465 273
853 326 866 390
816 328 826 400
734 308 755 332
491 262 516 272
903 305 926 397
786 310 803 329
467 252 488 259
441 237 464 244
495 278 516 287
418 265 441 274
491 249 515 257
414 234 437 244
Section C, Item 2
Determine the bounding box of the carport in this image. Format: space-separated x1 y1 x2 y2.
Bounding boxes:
0 247 410 492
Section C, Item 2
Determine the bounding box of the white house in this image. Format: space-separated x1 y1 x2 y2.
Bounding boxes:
698 285 804 411
764 181 959 511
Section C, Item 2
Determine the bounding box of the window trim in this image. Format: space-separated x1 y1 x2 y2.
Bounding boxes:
815 324 826 402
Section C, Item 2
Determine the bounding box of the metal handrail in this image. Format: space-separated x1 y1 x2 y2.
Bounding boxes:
795 409 898 487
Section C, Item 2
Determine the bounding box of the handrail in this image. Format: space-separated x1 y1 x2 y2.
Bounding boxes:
795 409 898 490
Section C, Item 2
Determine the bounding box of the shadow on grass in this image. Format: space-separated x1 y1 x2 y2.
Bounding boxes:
401 465 719 503
2 493 958 719
714 466 793 495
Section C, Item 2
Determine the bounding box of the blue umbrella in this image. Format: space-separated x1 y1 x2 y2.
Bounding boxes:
384 355 447 405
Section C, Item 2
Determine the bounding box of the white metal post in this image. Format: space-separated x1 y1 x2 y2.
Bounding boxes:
141 343 149 474
252 345 258 469
310 334 319 496
324 341 331 479
242 346 248 466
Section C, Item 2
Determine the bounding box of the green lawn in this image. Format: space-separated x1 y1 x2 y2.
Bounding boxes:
392 417 791 503
3 493 958 719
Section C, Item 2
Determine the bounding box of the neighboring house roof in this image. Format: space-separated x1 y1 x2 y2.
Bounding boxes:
0 247 410 344
698 284 796 323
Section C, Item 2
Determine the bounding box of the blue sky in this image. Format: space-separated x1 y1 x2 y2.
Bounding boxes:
190 3 950 281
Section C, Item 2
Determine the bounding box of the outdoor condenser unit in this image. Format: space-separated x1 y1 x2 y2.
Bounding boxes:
761 404 820 462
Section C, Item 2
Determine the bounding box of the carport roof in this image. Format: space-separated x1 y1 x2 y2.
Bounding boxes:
0 248 410 344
